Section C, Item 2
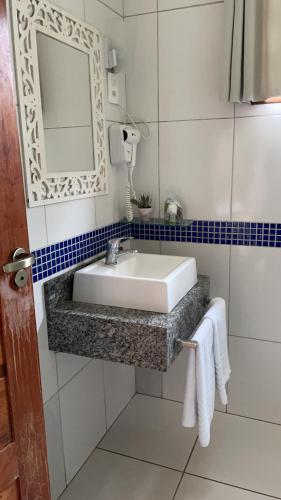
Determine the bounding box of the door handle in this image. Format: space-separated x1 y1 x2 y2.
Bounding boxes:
3 248 35 273
3 248 35 288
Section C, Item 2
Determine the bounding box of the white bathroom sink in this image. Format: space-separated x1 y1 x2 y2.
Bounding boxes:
73 253 197 313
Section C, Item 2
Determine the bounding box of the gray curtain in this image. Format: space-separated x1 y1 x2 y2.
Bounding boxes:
223 0 281 103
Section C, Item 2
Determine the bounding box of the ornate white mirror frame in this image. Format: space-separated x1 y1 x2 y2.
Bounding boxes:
11 0 108 207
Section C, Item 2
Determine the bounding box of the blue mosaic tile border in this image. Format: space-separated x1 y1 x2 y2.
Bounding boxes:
32 221 130 283
131 220 281 247
32 219 281 283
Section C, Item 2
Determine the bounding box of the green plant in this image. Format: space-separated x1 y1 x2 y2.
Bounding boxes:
131 194 152 209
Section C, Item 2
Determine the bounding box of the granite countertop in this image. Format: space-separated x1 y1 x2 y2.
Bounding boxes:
44 259 210 371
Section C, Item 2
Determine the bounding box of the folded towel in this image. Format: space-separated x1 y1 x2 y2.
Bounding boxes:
205 298 231 406
182 318 215 447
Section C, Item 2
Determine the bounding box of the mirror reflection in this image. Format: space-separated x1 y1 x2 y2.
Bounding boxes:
36 32 95 173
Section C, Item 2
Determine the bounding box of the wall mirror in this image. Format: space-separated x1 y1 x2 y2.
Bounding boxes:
12 0 108 207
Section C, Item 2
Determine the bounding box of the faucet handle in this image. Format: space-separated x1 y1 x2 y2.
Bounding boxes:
108 236 134 249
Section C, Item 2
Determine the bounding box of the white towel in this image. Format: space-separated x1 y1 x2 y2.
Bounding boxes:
182 318 215 447
205 298 231 406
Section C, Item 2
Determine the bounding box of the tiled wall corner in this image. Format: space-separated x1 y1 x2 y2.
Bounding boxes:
125 0 281 428
16 1 134 497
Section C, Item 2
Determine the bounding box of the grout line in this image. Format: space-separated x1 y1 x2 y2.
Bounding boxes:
59 394 281 498
157 0 161 222
226 109 236 413
96 0 123 18
130 114 281 123
172 437 199 500
101 361 109 430
229 333 281 345
135 392 281 427
124 1 224 17
47 358 93 396
223 410 281 428
158 1 223 14
97 447 183 473
124 11 158 18
95 393 138 449
44 125 92 130
58 391 136 498
185 473 281 500
82 0 85 21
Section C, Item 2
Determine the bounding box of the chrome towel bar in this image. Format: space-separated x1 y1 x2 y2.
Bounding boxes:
176 338 198 349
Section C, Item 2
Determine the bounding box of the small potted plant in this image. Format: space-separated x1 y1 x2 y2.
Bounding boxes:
131 194 152 221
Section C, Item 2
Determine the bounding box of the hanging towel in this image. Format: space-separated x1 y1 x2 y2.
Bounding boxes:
205 298 231 406
182 318 215 447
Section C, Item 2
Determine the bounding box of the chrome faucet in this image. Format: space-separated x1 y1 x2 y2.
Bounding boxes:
105 236 138 265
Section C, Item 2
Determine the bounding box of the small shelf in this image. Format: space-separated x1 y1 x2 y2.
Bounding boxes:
128 218 194 227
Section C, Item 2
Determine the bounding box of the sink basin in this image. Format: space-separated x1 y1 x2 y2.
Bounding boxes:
73 253 197 313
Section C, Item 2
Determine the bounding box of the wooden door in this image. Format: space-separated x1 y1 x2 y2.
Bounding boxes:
0 0 51 498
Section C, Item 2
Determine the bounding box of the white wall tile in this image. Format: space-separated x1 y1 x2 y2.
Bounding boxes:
162 349 187 402
131 123 159 218
235 102 281 118
44 394 66 499
124 14 158 122
136 367 162 397
161 242 230 306
59 360 106 483
103 361 135 427
85 0 123 43
33 280 47 332
232 116 281 222
56 353 91 389
100 0 123 16
228 336 281 424
159 4 234 120
52 0 84 19
38 318 58 404
45 198 96 245
159 0 220 10
229 246 281 342
124 0 157 16
26 207 47 250
33 280 58 403
159 120 233 220
85 0 126 123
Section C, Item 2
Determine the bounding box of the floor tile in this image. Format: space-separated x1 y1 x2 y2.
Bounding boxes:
175 475 273 500
99 394 197 470
187 412 281 498
61 449 181 500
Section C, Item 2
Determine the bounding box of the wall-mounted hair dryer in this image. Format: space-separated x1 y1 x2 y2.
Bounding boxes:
109 124 141 222
109 124 141 168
